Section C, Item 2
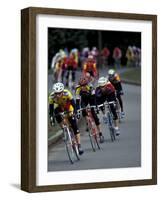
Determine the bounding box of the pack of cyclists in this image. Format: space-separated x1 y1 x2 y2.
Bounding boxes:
49 48 125 155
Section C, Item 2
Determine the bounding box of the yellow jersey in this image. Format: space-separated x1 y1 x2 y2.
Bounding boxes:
49 89 74 112
75 85 91 99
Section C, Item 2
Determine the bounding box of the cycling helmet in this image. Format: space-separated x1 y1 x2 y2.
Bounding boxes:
108 69 115 76
98 77 107 87
52 82 64 93
79 77 88 86
88 55 94 60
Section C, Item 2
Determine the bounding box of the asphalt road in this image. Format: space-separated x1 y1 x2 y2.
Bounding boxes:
48 83 141 172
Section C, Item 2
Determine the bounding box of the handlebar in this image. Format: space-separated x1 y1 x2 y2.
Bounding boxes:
77 101 116 113
77 105 97 112
54 110 74 117
97 101 116 108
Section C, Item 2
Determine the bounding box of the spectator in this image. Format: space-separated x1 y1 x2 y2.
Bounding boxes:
113 47 122 69
126 46 134 67
101 47 110 68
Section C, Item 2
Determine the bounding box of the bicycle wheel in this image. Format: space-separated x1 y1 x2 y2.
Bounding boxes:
70 129 80 161
109 127 116 142
107 112 116 142
72 144 80 161
63 127 75 164
88 128 97 152
94 134 101 150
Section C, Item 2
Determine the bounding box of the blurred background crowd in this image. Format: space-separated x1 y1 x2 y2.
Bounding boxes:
48 28 141 84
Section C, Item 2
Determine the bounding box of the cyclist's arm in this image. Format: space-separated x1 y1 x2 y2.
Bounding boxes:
70 98 77 113
48 102 56 126
93 63 98 77
114 80 123 94
49 103 54 117
117 82 123 93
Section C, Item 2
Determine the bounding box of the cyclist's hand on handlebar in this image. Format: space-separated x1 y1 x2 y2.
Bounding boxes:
50 116 55 126
99 105 105 114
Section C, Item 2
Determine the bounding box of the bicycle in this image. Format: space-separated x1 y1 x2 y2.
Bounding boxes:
78 105 101 152
54 111 80 164
98 102 116 142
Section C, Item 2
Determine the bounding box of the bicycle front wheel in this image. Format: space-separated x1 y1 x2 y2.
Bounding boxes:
109 127 116 142
94 133 101 150
64 127 75 164
88 128 97 152
72 143 80 161
107 113 116 142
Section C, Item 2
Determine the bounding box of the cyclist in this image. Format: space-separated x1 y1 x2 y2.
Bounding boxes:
65 54 77 88
75 77 104 143
112 47 122 69
101 47 110 67
108 69 125 118
91 47 99 61
126 46 134 67
51 50 67 82
49 82 84 155
70 48 79 66
95 77 120 136
51 52 62 82
82 55 98 84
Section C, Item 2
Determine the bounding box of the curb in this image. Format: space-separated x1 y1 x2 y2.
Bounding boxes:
48 118 84 147
121 79 141 86
48 130 63 147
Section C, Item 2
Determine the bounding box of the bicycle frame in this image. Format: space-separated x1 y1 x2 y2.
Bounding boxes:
86 109 98 136
78 105 100 151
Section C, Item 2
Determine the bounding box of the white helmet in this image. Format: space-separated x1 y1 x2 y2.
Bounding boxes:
88 55 93 59
98 77 107 87
52 82 64 93
108 69 115 76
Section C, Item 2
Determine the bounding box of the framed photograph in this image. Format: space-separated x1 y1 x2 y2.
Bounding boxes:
21 7 157 192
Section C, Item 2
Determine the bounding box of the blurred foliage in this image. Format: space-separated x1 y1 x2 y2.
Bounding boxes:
48 28 141 67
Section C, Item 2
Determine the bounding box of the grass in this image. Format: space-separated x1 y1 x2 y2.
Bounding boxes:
121 67 141 84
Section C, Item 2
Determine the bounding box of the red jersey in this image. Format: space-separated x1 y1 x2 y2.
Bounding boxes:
83 61 98 77
103 81 116 95
101 47 110 57
65 56 77 70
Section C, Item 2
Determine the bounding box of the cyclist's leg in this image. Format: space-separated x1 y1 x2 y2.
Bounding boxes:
117 92 123 112
90 95 104 143
80 101 89 130
107 93 120 135
68 115 84 155
49 104 55 126
72 68 76 82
